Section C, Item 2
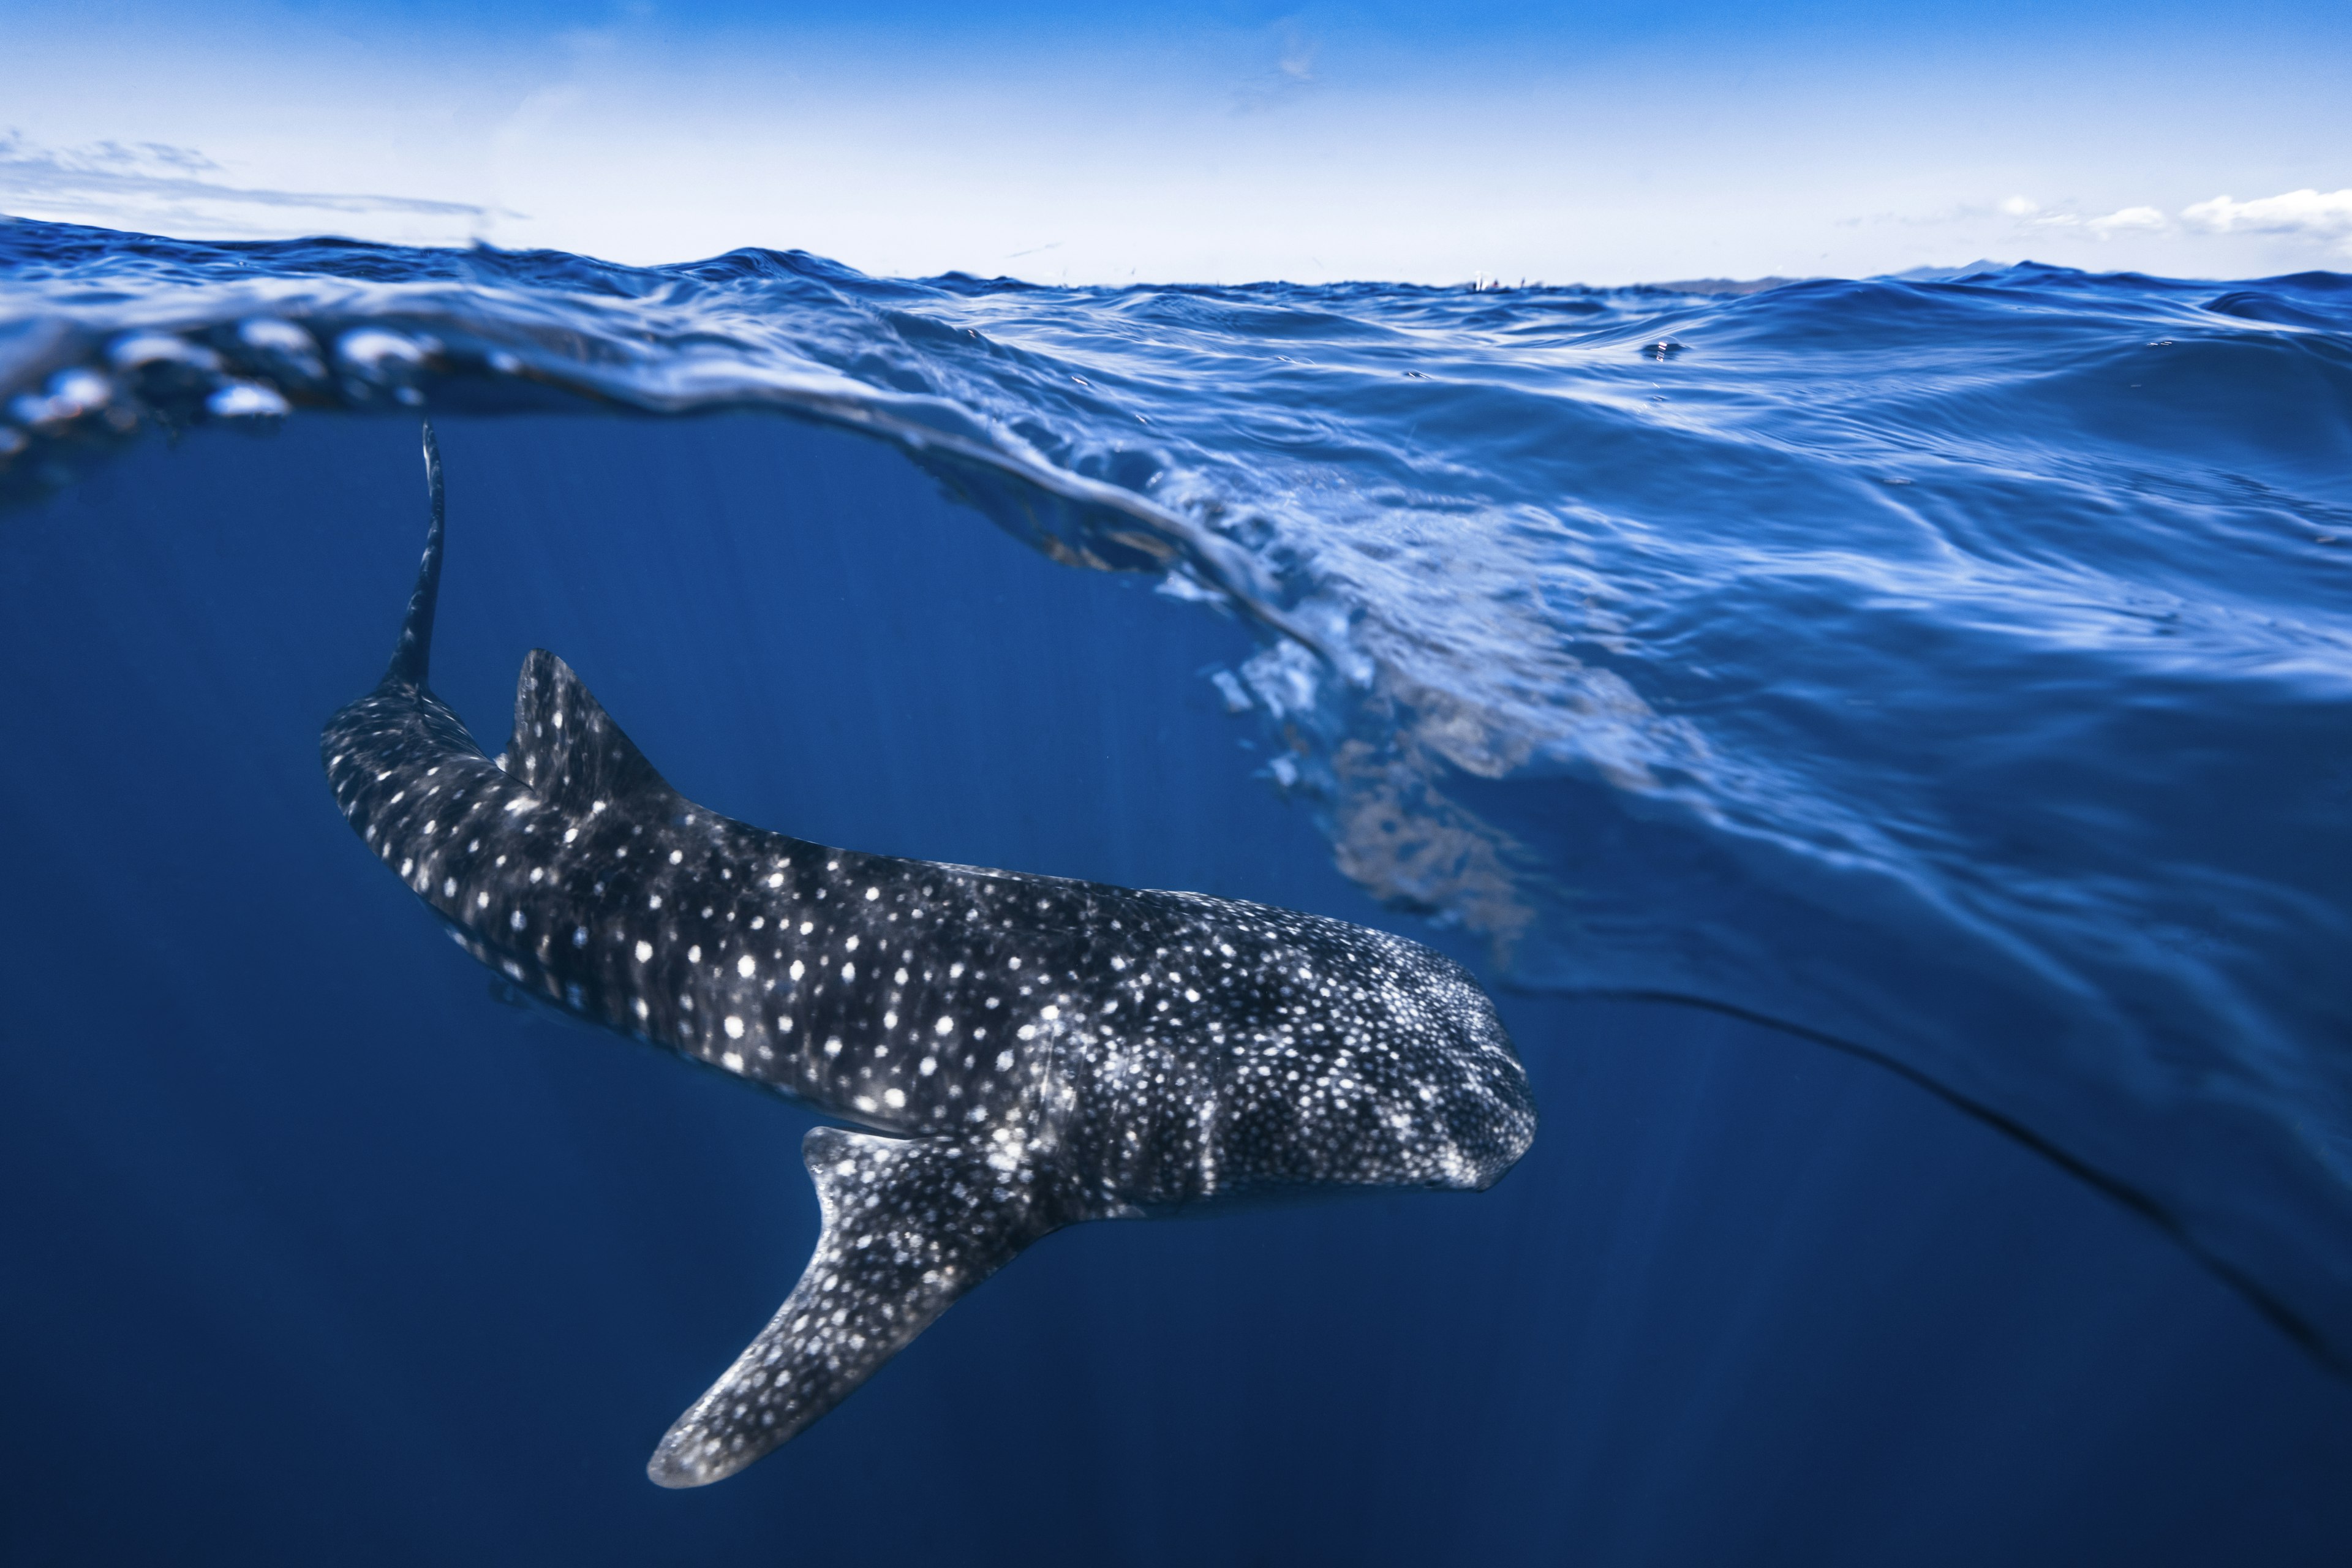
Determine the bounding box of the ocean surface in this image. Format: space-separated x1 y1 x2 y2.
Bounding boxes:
2 216 2349 1562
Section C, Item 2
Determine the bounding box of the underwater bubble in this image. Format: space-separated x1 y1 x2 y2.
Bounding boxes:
336 328 427 373
206 382 290 421
8 367 121 431
236 317 328 384
108 333 223 421
108 333 221 374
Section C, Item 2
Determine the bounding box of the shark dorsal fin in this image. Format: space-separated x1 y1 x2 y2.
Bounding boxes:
383 421 445 689
646 1128 1063 1487
503 649 677 811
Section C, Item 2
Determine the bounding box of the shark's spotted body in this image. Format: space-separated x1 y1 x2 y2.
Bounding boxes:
324 428 1536 1486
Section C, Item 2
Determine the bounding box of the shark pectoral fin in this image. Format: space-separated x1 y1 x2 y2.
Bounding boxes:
647 1126 1058 1488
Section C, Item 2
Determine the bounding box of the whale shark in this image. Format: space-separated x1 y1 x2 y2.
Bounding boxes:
323 425 1537 1487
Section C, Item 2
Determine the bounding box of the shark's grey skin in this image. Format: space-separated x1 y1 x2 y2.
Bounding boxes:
323 426 1536 1487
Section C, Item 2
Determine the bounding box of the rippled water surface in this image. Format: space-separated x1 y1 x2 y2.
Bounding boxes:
5 216 2350 1375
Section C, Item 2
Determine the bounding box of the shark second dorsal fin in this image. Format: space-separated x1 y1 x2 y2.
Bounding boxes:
646 1128 1066 1488
503 649 676 812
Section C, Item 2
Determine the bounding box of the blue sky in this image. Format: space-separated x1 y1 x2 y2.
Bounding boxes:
5 0 2348 282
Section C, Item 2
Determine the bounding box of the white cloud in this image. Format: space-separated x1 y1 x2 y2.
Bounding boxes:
2086 205 2166 236
2180 188 2352 249
1999 196 2167 238
0 129 498 242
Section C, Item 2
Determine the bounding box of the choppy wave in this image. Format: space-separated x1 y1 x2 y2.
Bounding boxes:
4 216 2350 1362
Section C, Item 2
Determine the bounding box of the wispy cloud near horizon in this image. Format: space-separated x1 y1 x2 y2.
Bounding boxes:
2181 189 2352 257
2000 197 2167 238
0 131 504 243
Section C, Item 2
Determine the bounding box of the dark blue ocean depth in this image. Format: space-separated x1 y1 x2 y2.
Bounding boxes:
3 220 2351 1561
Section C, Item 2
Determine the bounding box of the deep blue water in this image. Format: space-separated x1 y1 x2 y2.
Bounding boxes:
3 219 2350 1561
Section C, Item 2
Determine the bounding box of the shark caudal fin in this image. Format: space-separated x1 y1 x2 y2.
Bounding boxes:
502 649 679 812
646 1128 1065 1487
383 421 447 689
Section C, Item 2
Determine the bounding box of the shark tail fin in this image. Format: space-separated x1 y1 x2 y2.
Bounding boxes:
383 420 446 689
646 1128 1065 1488
503 649 679 810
